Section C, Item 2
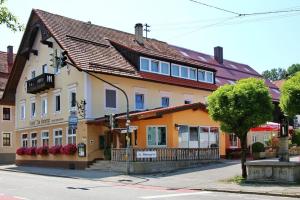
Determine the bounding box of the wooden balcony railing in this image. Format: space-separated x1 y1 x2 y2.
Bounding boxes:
27 73 55 94
111 148 220 162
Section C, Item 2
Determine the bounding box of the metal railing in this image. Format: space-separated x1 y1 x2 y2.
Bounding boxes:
111 147 219 162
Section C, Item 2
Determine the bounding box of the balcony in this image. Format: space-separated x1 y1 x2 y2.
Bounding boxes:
27 73 55 94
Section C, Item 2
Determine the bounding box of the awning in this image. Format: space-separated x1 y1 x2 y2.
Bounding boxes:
250 122 293 132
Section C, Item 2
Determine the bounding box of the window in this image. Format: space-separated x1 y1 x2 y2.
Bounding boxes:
55 94 61 112
69 89 77 110
151 60 159 73
31 70 36 79
140 58 150 71
198 69 214 83
31 133 37 147
21 134 28 147
105 89 117 109
161 62 170 75
184 100 191 104
252 135 257 143
263 134 270 143
161 97 169 108
2 133 11 146
20 101 25 120
229 133 238 147
41 131 49 146
54 129 63 145
147 126 167 147
3 107 10 120
171 64 180 77
67 128 76 144
53 49 61 74
42 64 48 73
30 101 36 119
189 68 197 80
180 66 189 79
41 97 47 116
135 93 144 110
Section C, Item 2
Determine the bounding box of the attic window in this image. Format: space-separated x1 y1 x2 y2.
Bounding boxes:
229 64 238 69
197 56 207 62
244 67 251 72
180 51 190 57
272 89 280 94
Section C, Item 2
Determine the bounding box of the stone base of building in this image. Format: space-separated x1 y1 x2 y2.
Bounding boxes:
15 160 92 170
0 153 16 164
246 161 300 183
111 160 221 174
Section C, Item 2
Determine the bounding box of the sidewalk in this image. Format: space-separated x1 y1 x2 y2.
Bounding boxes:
1 159 300 198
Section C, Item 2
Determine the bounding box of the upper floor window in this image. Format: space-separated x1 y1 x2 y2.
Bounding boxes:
20 101 26 120
198 69 214 83
41 96 48 117
30 100 36 119
140 57 170 75
135 93 145 110
42 64 48 74
161 97 170 108
53 49 61 74
180 66 189 79
69 87 77 111
171 64 180 77
55 94 61 113
105 89 117 109
3 107 10 120
31 70 36 79
189 68 197 80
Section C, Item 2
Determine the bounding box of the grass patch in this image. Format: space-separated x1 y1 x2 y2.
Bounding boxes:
222 175 246 184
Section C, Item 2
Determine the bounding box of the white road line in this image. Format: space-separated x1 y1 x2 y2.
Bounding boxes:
139 191 212 199
13 196 30 200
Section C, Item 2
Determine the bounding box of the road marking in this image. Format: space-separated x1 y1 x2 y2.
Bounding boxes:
139 191 212 199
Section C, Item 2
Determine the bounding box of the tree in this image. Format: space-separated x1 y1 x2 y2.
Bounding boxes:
262 68 287 81
280 72 300 117
0 0 23 32
207 78 273 178
287 64 300 78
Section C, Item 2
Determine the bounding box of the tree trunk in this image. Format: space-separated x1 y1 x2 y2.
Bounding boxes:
240 136 248 178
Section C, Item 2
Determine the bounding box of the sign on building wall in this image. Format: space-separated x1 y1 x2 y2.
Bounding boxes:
68 111 78 129
136 151 157 158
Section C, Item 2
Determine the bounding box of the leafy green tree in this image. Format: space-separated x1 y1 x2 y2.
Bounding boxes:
262 68 287 81
287 64 300 78
0 0 23 31
280 72 300 117
208 78 273 178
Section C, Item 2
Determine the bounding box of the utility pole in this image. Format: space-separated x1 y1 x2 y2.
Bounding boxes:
144 23 150 39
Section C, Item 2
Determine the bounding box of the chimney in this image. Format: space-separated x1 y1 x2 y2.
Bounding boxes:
135 23 144 44
7 45 13 73
214 46 223 64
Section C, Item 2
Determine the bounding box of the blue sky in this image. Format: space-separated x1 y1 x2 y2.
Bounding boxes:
1 0 300 73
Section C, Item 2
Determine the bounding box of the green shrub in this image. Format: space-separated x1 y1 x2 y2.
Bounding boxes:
252 142 265 153
292 129 300 146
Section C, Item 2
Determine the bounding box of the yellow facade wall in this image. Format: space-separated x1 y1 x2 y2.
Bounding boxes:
0 105 15 154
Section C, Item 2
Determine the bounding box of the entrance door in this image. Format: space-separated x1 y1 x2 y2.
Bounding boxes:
189 127 199 148
178 126 189 148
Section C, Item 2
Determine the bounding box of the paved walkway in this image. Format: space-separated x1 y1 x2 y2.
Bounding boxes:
1 158 300 198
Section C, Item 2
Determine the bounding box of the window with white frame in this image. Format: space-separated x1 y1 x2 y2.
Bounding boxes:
31 133 37 147
161 97 170 108
67 128 76 144
105 89 117 109
252 135 257 143
41 131 49 146
53 49 61 74
20 101 26 120
140 57 170 75
2 107 10 120
189 68 197 80
180 66 189 79
42 64 48 74
198 69 214 83
2 133 11 146
135 93 145 110
54 129 63 145
30 100 36 119
54 93 61 113
21 134 28 147
41 96 48 117
147 126 167 147
69 87 77 110
171 64 180 77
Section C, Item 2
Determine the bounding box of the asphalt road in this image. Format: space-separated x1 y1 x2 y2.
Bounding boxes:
0 170 297 200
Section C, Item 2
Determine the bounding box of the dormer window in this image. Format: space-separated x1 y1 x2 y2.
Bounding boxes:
198 69 214 83
171 64 180 77
151 60 159 73
140 57 170 75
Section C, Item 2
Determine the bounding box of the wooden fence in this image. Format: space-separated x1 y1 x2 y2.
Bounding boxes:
111 148 219 162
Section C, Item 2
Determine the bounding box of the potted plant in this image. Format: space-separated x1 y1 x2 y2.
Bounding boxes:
16 147 27 155
252 142 265 159
49 145 62 155
61 144 77 155
36 146 49 155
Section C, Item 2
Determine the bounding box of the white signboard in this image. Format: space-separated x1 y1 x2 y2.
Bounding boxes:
136 151 157 159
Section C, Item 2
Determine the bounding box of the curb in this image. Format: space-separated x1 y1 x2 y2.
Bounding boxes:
193 188 300 198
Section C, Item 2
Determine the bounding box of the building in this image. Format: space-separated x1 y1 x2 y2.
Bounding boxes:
0 46 15 164
2 9 280 169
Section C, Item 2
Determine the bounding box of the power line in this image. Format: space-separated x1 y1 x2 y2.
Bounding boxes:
189 0 240 15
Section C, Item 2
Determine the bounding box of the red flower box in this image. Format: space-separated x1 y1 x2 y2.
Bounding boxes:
61 144 77 155
16 147 27 155
36 146 49 155
25 147 37 156
49 145 62 155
